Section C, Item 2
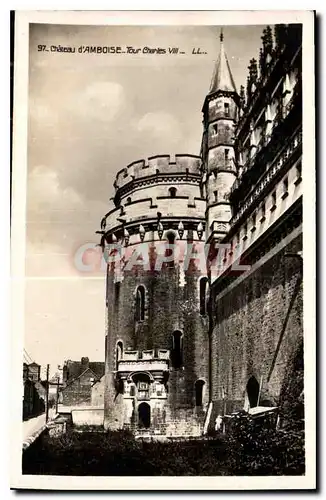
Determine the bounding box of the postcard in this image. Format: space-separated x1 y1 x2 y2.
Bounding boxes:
11 10 315 490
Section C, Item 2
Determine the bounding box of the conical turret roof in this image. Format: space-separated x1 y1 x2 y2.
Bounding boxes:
209 31 237 94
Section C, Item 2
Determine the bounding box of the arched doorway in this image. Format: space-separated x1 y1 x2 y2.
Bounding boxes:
246 376 260 408
138 402 151 428
195 379 205 406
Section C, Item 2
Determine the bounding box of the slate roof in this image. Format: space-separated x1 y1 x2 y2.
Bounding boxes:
209 32 237 94
63 359 105 384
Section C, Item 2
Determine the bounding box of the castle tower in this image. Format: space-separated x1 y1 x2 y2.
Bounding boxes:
201 31 240 244
100 155 210 437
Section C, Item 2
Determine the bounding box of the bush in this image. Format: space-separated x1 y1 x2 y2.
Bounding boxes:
23 430 229 476
223 412 305 475
22 418 305 476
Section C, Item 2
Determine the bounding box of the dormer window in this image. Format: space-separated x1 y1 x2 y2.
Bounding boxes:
260 202 266 222
294 162 302 185
282 177 289 199
243 223 248 241
271 191 277 212
251 212 257 233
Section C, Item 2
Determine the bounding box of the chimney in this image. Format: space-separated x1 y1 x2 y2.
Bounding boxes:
81 357 89 368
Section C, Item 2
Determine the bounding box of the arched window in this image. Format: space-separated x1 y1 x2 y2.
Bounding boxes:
246 376 260 408
135 285 145 321
199 277 208 316
126 197 132 204
195 379 205 406
169 187 177 198
116 341 123 370
171 331 183 369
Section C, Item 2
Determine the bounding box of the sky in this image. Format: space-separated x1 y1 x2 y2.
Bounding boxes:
25 22 269 375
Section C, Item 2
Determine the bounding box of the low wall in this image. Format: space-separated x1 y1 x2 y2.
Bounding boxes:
71 407 104 427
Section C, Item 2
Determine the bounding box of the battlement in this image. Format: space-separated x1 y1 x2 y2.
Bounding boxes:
114 154 202 191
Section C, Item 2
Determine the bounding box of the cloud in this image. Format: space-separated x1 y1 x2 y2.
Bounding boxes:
136 111 182 143
28 165 83 214
74 81 125 122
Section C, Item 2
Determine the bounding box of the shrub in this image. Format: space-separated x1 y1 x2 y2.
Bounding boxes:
223 412 305 475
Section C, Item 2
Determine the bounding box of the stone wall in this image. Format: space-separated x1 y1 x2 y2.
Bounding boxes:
209 228 303 425
61 369 98 406
104 240 210 434
72 408 104 427
91 376 105 406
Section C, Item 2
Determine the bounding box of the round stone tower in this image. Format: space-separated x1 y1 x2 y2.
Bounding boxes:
99 154 209 437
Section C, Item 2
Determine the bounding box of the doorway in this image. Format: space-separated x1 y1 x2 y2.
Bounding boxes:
246 376 260 408
138 402 151 428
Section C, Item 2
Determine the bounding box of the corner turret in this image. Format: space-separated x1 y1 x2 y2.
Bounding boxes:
201 30 240 244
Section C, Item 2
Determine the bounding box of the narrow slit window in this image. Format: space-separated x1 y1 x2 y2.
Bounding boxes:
199 277 208 316
224 102 230 117
271 191 277 211
135 286 145 321
171 331 183 369
165 232 176 268
116 341 123 370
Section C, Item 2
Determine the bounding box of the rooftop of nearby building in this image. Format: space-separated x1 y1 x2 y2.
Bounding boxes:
63 357 105 384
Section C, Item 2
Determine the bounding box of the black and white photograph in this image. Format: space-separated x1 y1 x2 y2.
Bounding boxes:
11 10 315 490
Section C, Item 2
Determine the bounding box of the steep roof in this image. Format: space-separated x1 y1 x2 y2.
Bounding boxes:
62 366 100 391
63 359 105 383
208 31 237 94
89 362 105 379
